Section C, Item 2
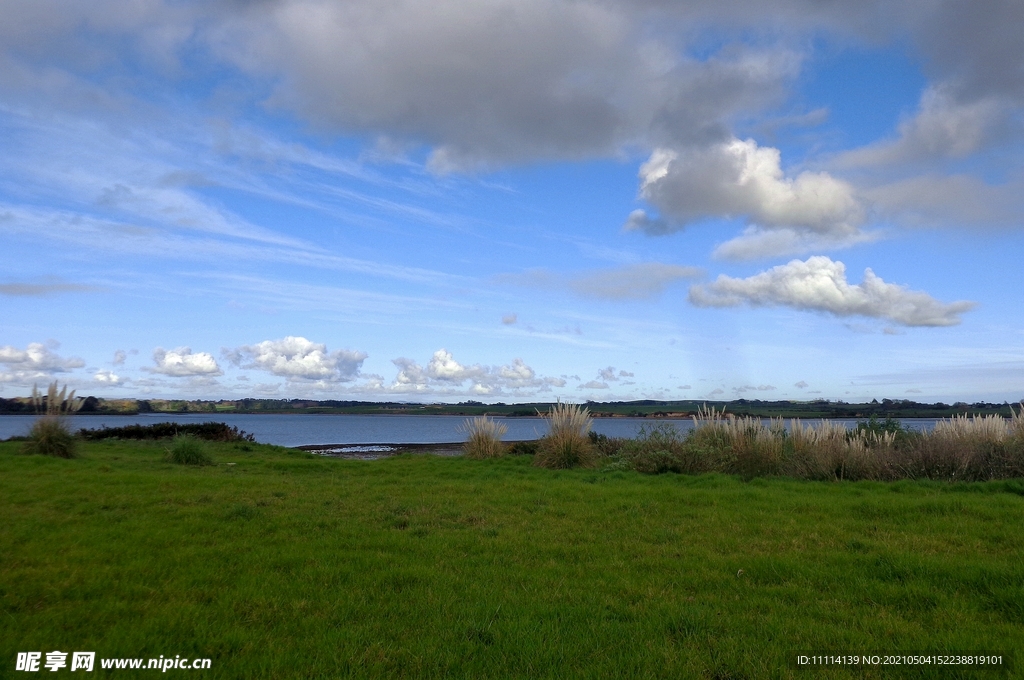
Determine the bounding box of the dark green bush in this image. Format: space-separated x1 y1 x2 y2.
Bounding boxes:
587 431 626 457
855 415 920 449
506 440 539 456
618 424 708 474
80 422 255 442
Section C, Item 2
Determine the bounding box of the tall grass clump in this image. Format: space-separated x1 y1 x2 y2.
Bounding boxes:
167 434 212 466
460 416 508 459
786 419 887 481
534 401 597 469
903 408 1024 481
22 382 82 458
687 405 786 477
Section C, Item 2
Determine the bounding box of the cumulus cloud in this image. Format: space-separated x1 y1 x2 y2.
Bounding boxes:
93 370 124 385
227 336 367 382
389 349 562 394
498 262 701 300
628 139 869 259
147 347 223 377
689 256 975 326
424 349 488 383
0 342 85 382
113 350 127 365
794 380 808 389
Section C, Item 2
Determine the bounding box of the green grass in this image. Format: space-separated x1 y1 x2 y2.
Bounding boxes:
2 440 1022 678
167 434 213 466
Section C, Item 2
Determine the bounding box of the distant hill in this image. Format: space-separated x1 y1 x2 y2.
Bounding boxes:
1 396 1018 418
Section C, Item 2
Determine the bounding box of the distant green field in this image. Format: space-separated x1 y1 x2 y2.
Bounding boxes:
3 440 1022 678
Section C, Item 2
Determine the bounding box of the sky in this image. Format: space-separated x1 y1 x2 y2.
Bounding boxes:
1 0 1023 404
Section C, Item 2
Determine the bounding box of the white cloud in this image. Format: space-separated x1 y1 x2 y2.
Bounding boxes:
689 256 975 327
391 357 429 390
388 349 562 395
228 336 366 382
628 139 868 259
112 350 127 365
579 380 610 390
93 370 123 385
0 342 85 382
712 225 881 261
425 349 487 383
147 347 223 377
794 380 808 389
501 313 518 325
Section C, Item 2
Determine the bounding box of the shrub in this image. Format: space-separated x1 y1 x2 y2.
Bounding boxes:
168 435 213 466
460 416 508 459
506 440 539 456
619 423 701 474
588 431 626 457
22 382 83 458
534 402 597 469
23 417 78 458
79 421 255 442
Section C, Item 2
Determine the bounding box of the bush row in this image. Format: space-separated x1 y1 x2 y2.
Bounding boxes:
77 421 256 442
463 405 1024 482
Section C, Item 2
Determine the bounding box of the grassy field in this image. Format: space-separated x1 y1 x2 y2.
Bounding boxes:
3 440 1022 678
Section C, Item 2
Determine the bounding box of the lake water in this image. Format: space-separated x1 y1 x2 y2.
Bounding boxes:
0 413 946 447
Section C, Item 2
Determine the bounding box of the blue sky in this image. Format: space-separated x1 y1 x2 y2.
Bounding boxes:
2 0 1023 403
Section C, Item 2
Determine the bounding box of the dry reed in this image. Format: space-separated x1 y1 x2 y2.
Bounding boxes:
460 416 508 459
535 402 597 469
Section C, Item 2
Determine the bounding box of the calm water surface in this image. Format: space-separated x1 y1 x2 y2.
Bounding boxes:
0 413 944 447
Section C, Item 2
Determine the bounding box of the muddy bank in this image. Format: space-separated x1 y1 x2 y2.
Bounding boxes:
296 442 466 460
